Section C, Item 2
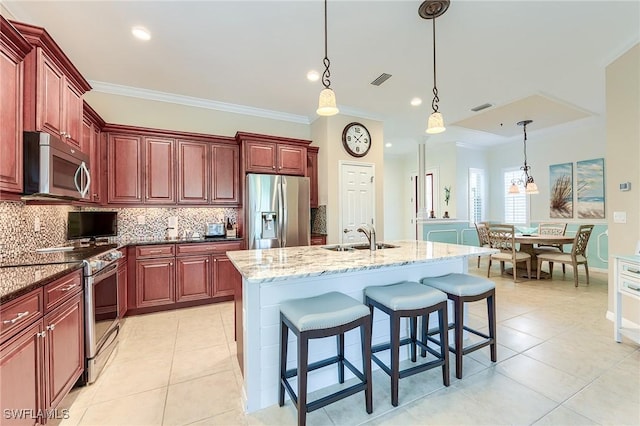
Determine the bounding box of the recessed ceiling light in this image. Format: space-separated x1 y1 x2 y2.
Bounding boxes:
131 26 151 41
306 70 320 82
410 97 422 106
385 143 392 148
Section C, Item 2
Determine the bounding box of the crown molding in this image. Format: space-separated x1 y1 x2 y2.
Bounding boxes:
88 81 311 124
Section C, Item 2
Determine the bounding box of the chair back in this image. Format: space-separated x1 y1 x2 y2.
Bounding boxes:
538 223 567 236
475 222 490 247
488 224 516 253
571 224 594 257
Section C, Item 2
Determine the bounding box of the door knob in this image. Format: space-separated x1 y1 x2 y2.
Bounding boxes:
343 228 349 233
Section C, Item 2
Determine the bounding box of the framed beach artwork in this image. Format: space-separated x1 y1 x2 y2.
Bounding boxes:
549 162 573 218
576 158 605 219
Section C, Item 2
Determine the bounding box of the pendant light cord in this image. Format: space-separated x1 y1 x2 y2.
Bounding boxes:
431 17 440 113
321 0 331 90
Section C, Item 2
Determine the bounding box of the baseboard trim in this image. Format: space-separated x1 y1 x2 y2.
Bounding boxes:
606 310 640 329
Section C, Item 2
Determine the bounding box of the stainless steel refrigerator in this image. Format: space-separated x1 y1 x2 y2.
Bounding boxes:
245 174 310 249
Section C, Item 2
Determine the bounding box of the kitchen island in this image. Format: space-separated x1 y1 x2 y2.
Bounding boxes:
227 239 496 412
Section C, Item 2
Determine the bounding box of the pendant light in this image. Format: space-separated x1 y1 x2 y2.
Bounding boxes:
316 0 338 116
419 0 449 134
509 120 539 195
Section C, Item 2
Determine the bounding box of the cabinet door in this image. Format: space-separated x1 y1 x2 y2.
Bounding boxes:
211 144 239 204
117 260 127 318
245 141 277 173
177 140 208 204
213 256 239 298
107 134 143 204
89 126 102 203
0 321 45 426
277 144 306 176
136 259 175 308
39 52 64 137
44 292 83 410
176 255 212 302
63 82 83 148
0 47 24 193
145 137 175 204
307 149 318 208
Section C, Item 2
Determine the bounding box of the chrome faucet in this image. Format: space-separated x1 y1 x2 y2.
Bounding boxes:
357 225 377 251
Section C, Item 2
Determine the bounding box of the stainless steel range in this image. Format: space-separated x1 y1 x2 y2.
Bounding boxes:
83 247 122 384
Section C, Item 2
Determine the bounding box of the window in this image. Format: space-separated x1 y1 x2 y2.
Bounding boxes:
504 169 527 224
469 168 485 224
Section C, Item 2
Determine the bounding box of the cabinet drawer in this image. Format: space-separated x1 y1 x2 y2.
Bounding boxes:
620 277 640 299
136 244 175 259
0 289 44 343
176 242 242 256
620 261 640 281
44 269 82 312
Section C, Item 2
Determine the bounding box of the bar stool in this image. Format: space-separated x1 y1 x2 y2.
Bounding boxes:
279 292 372 426
364 281 450 407
420 273 496 379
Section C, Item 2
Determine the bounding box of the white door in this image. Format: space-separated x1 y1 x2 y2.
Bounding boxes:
340 162 375 244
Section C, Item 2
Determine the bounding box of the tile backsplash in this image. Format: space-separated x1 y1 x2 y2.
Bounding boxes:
0 201 238 261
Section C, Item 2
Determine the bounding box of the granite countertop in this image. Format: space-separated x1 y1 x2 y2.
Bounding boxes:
226 239 497 284
113 236 243 247
0 263 83 304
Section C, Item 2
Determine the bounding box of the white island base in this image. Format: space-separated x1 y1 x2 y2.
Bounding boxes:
227 240 496 413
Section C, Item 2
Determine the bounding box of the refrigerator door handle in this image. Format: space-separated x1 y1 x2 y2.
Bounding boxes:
279 176 286 247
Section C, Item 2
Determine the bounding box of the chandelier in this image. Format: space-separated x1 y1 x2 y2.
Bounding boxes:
419 0 450 134
509 120 539 195
316 0 339 116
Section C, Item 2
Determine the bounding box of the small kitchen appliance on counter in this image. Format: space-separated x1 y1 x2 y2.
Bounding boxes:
205 222 226 238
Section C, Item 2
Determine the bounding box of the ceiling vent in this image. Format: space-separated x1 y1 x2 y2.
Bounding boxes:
371 73 392 86
471 103 493 112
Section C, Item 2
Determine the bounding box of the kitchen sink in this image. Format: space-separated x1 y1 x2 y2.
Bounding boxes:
322 243 398 252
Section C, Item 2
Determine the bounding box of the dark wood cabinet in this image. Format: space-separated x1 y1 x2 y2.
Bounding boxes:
107 133 143 204
213 256 239 298
135 258 175 308
12 21 91 150
117 250 128 318
144 137 175 204
211 143 240 204
44 292 83 410
310 235 326 246
243 140 307 176
277 144 306 176
307 146 319 208
177 140 208 204
176 255 212 302
0 17 32 195
82 101 105 204
0 269 84 425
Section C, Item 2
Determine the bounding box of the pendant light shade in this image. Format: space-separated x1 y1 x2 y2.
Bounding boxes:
317 0 338 116
509 120 539 195
426 112 445 134
317 88 338 116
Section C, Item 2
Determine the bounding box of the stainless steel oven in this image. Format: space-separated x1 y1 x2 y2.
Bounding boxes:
83 249 121 384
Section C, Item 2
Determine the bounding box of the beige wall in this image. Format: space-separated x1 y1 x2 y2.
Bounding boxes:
84 92 311 141
605 43 640 322
311 115 385 244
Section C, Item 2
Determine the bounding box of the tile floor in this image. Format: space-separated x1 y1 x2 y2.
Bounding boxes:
58 260 639 425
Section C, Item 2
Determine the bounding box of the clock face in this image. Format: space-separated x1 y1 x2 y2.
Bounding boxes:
342 122 371 157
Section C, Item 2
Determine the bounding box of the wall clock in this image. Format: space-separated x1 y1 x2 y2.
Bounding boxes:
342 122 371 157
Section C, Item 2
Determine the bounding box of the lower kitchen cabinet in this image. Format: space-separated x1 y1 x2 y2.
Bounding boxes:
176 255 212 302
213 256 239 298
0 270 84 425
136 258 175 308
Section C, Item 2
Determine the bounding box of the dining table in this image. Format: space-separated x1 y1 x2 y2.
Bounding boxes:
512 234 575 279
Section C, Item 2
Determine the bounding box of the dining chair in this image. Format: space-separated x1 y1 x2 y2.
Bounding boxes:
474 222 491 268
536 222 568 272
487 224 531 282
536 224 594 287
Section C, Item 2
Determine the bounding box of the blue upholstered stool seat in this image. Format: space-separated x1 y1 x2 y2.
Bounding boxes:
279 292 372 426
420 273 495 297
364 281 449 407
280 291 370 331
420 273 497 379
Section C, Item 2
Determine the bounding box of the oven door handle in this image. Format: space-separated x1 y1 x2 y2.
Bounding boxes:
91 262 118 283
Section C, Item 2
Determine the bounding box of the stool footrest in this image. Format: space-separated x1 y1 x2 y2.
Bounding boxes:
306 382 368 413
399 358 445 379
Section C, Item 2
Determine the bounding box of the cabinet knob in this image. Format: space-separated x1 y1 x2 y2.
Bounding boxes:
47 324 56 331
37 331 47 338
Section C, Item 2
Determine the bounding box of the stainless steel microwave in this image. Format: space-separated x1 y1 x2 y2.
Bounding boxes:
23 131 91 200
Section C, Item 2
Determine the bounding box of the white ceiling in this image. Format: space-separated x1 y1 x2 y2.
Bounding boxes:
4 0 639 155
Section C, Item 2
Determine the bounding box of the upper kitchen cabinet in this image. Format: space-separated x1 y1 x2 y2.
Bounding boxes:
0 17 32 195
307 146 319 208
144 137 176 204
237 132 310 176
82 101 106 204
107 133 143 204
176 137 239 206
11 21 92 150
